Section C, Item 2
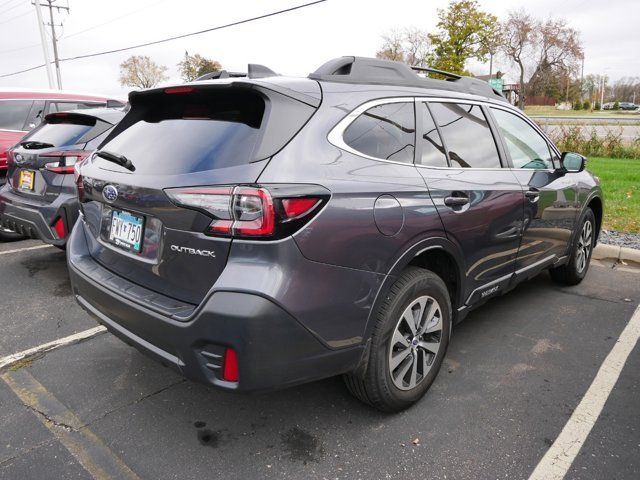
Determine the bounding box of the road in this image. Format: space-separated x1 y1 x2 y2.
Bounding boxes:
537 123 640 144
0 239 639 479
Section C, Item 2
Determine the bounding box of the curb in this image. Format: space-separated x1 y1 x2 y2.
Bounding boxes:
593 243 640 265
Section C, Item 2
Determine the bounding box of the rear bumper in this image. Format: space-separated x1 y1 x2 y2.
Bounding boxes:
67 222 363 392
0 186 78 245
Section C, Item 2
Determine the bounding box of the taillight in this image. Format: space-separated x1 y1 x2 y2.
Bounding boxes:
42 150 90 174
165 185 327 239
6 149 15 167
74 158 86 202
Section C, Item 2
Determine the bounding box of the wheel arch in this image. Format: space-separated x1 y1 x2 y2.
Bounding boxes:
587 195 603 243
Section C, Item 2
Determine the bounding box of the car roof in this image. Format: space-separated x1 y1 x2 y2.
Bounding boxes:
0 88 123 102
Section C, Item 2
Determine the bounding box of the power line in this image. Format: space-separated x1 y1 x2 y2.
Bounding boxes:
0 0 24 16
0 7 31 25
0 0 20 11
60 0 169 41
0 0 327 79
0 0 168 55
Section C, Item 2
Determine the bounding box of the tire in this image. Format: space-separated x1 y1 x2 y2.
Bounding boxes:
0 228 26 242
549 208 596 286
344 267 451 412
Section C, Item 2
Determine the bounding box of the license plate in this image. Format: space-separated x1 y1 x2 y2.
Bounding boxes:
108 209 144 253
18 170 35 190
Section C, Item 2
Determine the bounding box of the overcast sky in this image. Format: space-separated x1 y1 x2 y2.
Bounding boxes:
0 0 638 98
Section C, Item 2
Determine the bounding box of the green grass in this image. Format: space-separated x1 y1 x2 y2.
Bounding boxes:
587 157 640 233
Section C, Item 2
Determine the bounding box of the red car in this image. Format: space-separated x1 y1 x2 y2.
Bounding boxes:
0 89 125 178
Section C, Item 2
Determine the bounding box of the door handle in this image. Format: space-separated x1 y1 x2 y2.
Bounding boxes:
525 189 540 201
444 196 469 207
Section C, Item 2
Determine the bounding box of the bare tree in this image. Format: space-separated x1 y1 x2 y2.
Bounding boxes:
119 55 169 89
527 17 583 98
376 28 431 66
500 10 536 109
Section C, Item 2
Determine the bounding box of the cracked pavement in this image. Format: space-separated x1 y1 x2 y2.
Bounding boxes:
0 239 638 479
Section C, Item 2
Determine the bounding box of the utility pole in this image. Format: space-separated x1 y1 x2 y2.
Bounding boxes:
33 1 54 88
33 0 69 90
600 76 605 110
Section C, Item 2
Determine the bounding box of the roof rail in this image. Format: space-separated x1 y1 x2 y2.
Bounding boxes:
195 64 279 82
410 66 461 81
309 56 505 101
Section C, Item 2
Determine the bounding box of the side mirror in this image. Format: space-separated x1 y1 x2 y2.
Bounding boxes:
560 152 586 173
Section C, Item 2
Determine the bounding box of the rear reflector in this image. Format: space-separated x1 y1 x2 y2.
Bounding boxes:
282 198 320 219
222 348 239 382
53 217 65 239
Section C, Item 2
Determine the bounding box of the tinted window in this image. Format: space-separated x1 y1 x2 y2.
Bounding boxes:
0 100 33 130
343 102 415 163
418 103 448 167
22 118 112 148
24 100 45 130
98 88 313 174
491 108 553 169
49 102 103 113
428 102 500 168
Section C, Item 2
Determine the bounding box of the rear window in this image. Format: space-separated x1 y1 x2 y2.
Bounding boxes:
98 88 315 174
22 116 112 148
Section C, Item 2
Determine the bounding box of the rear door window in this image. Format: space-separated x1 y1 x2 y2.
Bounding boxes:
490 108 554 169
417 102 448 167
343 102 416 163
428 102 501 168
0 100 33 130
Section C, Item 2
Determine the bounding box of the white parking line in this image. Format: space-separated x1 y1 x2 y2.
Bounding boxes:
0 326 107 372
529 304 640 480
0 244 53 256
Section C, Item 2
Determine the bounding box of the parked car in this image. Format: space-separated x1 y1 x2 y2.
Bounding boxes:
0 89 125 181
67 57 603 411
0 108 125 244
619 102 638 111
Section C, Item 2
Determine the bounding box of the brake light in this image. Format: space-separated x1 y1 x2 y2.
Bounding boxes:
164 86 195 94
165 185 327 239
222 348 239 382
42 151 90 174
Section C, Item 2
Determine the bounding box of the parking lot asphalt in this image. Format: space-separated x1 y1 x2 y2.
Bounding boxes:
0 239 638 480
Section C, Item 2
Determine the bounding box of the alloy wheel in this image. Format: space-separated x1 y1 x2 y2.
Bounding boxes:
576 219 593 273
388 295 443 391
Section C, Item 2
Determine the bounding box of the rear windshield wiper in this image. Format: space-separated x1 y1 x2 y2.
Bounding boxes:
95 150 136 172
20 141 54 150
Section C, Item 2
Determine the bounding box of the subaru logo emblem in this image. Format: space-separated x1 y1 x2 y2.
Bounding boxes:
103 185 118 203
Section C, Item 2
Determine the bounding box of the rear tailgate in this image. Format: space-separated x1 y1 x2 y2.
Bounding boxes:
78 81 319 305
8 113 113 202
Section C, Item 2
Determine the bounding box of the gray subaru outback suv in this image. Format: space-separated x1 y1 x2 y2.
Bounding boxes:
68 57 603 411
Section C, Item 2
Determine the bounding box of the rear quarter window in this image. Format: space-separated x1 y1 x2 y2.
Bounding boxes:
342 102 416 163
